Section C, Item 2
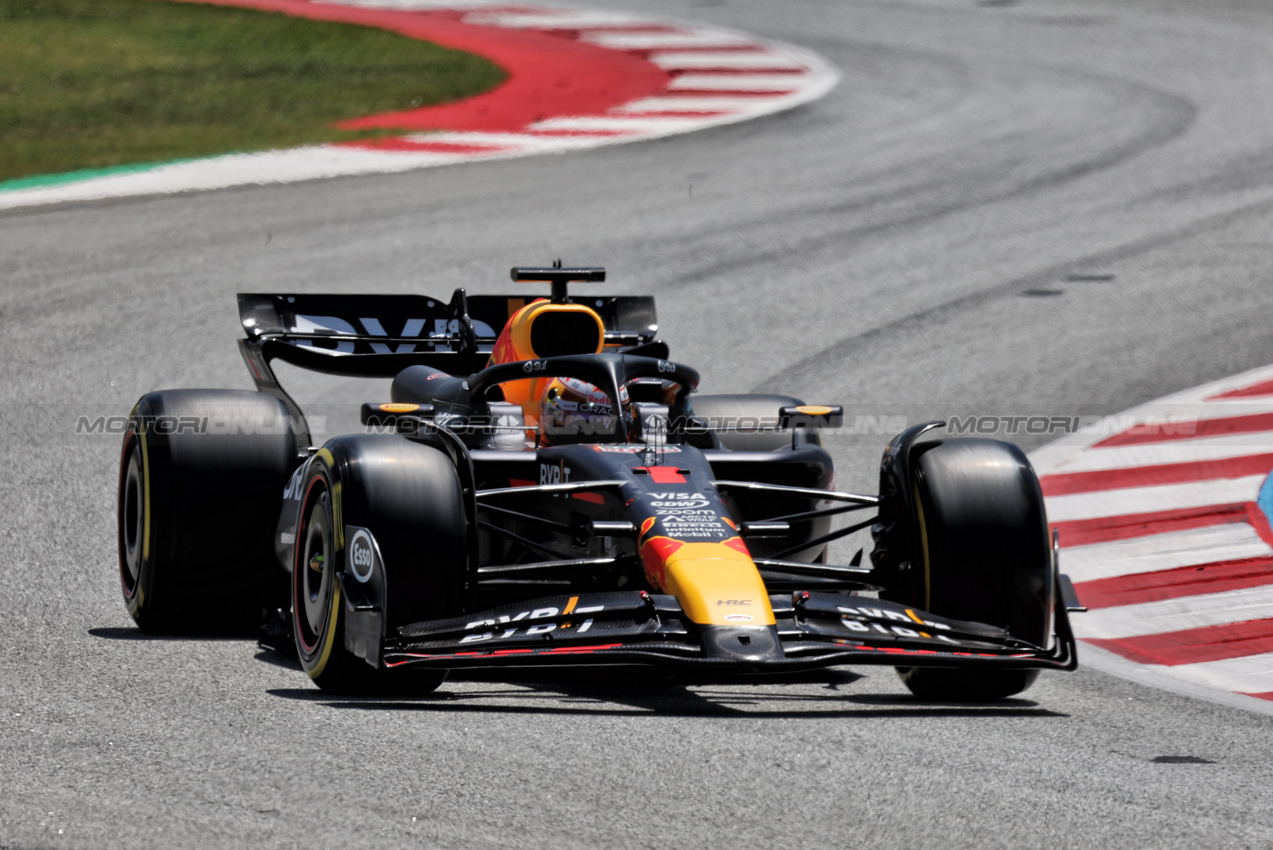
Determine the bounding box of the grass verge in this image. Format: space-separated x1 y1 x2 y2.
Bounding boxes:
0 0 506 183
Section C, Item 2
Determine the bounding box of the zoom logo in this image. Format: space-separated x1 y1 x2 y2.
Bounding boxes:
347 528 378 584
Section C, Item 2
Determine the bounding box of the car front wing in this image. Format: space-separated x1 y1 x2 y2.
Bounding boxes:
379 589 1079 675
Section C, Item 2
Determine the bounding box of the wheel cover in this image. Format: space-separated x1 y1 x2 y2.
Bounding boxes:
294 479 334 657
118 436 145 597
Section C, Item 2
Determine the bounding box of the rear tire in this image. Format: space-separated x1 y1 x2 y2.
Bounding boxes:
117 390 296 633
293 436 468 695
887 439 1054 700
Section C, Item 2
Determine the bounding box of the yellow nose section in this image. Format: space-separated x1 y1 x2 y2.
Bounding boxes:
660 542 775 626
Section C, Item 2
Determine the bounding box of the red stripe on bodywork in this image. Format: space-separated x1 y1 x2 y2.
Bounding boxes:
641 466 686 484
1242 691 1273 702
1094 413 1273 447
1085 618 1273 666
1040 453 1273 497
1072 557 1273 609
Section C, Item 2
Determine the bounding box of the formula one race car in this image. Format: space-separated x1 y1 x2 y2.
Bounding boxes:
117 265 1083 700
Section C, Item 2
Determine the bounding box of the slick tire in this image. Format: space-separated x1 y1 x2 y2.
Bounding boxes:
687 394 820 452
293 436 467 695
117 390 297 634
890 439 1055 701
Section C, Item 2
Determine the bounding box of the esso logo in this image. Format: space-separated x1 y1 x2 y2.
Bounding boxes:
657 360 675 374
348 529 375 583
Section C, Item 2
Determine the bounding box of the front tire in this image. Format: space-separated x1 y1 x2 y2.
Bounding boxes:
887 439 1055 700
293 436 468 694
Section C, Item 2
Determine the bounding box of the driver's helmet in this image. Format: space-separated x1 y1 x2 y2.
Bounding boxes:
537 377 630 447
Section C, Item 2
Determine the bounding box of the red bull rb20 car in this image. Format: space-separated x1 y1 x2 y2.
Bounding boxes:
117 266 1083 700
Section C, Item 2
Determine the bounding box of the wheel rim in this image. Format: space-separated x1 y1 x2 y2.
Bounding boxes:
295 481 332 656
119 438 144 596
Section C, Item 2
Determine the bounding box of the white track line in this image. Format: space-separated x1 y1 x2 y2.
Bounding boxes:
1061 523 1272 583
1075 584 1273 640
1044 474 1267 522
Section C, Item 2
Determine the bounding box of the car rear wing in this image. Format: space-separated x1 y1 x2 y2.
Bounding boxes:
235 285 657 450
237 289 657 378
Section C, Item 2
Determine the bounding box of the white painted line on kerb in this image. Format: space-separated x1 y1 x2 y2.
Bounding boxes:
529 116 721 134
402 132 601 152
1032 362 1273 714
1043 435 1273 475
648 52 807 70
612 96 759 114
1062 523 1273 583
583 30 756 49
1075 584 1273 640
1165 653 1273 695
462 10 653 28
1044 474 1267 523
669 74 805 91
313 0 499 8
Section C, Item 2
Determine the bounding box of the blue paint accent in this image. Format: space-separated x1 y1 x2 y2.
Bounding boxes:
1258 470 1273 529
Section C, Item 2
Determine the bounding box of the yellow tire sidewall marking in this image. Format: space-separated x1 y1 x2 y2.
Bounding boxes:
308 580 342 680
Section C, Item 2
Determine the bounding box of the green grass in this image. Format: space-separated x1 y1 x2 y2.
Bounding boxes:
0 0 506 182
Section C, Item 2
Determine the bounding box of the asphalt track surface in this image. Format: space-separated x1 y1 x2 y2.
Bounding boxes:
4 0 1273 847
